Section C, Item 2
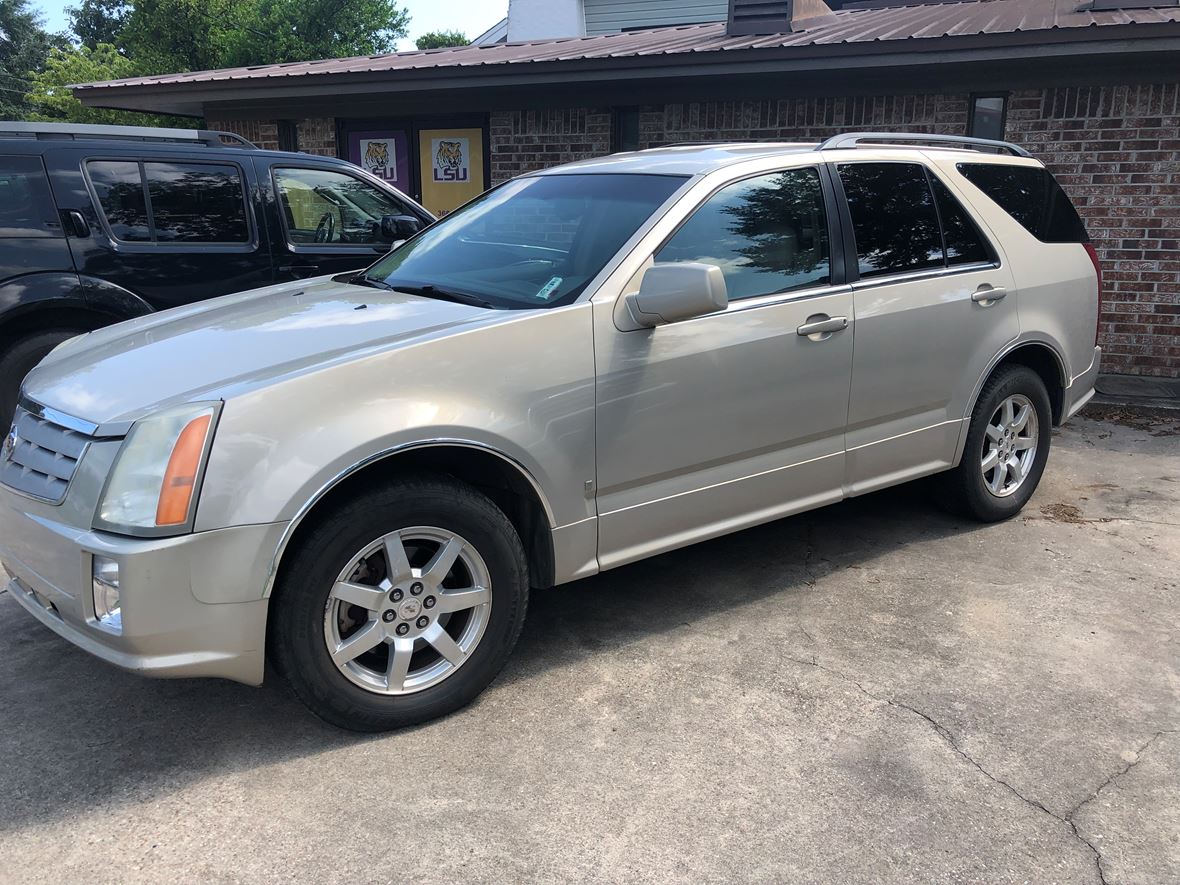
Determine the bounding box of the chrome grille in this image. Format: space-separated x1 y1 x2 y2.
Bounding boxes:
1 406 91 504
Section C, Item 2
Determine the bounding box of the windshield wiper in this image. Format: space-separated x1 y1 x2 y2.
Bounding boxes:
392 284 495 310
351 274 394 291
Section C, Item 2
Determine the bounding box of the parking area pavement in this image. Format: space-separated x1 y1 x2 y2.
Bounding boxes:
1 409 1177 884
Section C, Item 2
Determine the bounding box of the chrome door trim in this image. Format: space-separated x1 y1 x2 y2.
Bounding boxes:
262 438 557 598
849 261 998 292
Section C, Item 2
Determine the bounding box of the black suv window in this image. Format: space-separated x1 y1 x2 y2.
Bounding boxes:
838 162 943 279
0 157 60 239
146 162 249 243
273 166 412 247
957 163 1088 243
656 168 831 300
930 176 991 266
87 159 250 244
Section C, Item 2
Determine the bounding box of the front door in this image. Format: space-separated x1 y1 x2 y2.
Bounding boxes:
594 166 854 570
417 127 486 217
830 157 1020 494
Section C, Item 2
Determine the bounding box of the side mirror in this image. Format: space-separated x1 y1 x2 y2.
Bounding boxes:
624 263 728 328
380 214 422 241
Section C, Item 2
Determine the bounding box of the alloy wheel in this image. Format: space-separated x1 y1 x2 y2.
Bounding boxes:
981 393 1039 498
323 526 492 695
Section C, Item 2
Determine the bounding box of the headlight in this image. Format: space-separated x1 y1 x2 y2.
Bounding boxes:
95 402 221 535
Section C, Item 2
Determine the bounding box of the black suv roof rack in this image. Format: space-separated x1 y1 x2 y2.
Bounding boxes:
0 121 258 149
819 132 1031 158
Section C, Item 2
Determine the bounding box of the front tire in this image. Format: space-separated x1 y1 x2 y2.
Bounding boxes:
271 475 529 731
940 365 1052 522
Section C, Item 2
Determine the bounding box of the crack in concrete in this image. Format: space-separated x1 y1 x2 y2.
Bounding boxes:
782 652 1134 885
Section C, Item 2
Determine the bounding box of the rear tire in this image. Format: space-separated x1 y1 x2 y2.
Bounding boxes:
0 328 86 430
939 365 1052 522
270 474 529 732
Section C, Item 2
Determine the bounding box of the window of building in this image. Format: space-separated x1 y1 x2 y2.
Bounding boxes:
838 162 943 278
273 166 412 246
656 168 831 300
613 107 641 153
956 163 1088 243
0 156 61 238
278 120 299 152
88 160 249 244
968 94 1007 141
929 176 991 266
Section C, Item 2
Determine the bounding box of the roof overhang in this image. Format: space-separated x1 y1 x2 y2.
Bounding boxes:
74 24 1180 118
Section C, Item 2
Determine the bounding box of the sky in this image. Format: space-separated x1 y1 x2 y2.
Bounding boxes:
30 0 508 51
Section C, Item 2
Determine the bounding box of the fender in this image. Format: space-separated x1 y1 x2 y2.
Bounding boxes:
261 438 558 598
0 271 152 334
952 335 1069 466
78 275 155 322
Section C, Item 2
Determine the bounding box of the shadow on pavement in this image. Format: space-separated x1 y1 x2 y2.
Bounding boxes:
0 479 987 832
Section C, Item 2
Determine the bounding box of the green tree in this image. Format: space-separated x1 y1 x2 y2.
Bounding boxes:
120 0 411 73
67 0 132 50
0 0 68 119
415 30 467 50
25 43 186 126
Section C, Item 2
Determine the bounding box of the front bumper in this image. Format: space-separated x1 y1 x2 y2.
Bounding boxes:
1063 346 1102 421
0 491 287 685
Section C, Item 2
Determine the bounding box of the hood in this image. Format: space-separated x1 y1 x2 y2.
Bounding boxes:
24 275 491 427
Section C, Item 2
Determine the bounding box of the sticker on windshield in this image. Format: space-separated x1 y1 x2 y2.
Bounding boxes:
535 277 564 301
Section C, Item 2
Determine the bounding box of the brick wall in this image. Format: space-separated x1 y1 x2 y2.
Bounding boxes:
489 108 612 183
1005 85 1180 378
207 117 337 156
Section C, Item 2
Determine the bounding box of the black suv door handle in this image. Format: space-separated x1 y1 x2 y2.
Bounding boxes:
61 210 90 237
278 264 320 279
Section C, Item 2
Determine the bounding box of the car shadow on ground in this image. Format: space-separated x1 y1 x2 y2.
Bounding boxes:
0 479 989 832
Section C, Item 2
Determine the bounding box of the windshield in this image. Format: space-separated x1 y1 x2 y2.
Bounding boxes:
362 173 688 309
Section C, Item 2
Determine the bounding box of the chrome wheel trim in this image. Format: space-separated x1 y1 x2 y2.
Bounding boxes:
323 526 492 696
981 394 1039 498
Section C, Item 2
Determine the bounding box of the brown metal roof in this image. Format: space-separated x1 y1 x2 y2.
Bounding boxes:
72 0 1180 94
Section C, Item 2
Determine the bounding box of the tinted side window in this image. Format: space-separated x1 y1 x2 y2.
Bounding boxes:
273 167 410 246
88 160 150 242
656 168 830 301
145 162 249 243
930 176 991 266
0 157 60 238
838 162 942 279
956 163 1088 243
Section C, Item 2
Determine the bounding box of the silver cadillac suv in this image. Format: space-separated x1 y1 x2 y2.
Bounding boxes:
0 134 1102 730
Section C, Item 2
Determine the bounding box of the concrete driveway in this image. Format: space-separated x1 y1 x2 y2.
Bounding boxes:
1 410 1177 884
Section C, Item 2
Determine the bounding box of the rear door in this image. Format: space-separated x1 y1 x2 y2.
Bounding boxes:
50 148 273 310
828 153 1018 494
0 153 77 286
260 159 432 281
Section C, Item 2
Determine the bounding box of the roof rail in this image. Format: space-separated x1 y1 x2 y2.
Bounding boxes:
0 121 258 149
819 132 1031 158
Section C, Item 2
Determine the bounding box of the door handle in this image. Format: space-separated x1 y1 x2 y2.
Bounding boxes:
971 285 1007 304
797 315 849 339
62 210 90 238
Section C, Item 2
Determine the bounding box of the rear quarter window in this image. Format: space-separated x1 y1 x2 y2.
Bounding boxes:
956 163 1088 243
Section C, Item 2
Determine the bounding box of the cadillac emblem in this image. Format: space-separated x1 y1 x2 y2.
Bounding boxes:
2 425 17 463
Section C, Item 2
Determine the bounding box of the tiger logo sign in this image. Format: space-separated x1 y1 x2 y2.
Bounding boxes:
359 138 397 182
432 138 470 183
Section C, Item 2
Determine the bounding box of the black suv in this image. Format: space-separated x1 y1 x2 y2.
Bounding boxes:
0 122 433 428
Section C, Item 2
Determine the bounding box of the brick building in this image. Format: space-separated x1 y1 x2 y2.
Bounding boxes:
73 0 1180 377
